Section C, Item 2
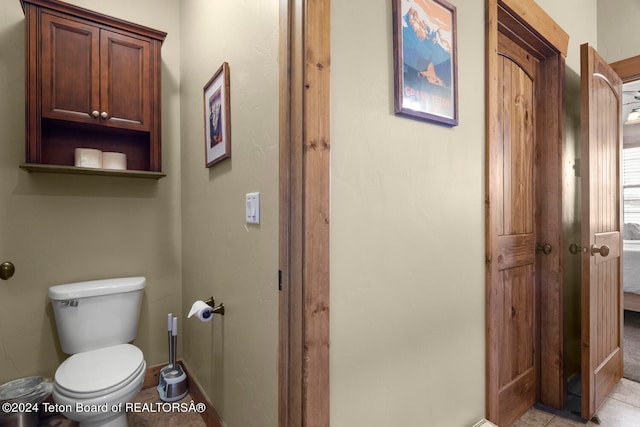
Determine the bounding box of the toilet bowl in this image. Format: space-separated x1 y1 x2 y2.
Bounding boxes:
53 344 146 427
48 277 147 427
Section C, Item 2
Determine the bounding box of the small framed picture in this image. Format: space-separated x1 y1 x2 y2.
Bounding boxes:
392 0 458 126
203 62 231 167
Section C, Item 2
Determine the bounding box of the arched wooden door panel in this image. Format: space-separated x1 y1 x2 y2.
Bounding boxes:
489 30 539 427
580 43 623 421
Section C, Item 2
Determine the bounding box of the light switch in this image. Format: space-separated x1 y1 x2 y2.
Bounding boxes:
246 192 260 224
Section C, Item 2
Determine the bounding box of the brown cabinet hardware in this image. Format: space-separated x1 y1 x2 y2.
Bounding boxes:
0 262 15 280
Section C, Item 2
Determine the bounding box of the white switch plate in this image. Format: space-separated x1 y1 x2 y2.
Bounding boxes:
246 192 260 224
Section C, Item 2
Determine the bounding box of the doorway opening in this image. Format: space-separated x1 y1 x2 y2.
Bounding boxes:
608 53 640 390
620 78 640 384
612 58 640 390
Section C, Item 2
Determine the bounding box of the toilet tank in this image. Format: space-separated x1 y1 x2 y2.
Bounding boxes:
48 277 146 354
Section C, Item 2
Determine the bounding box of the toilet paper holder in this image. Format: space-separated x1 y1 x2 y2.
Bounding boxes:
204 297 225 316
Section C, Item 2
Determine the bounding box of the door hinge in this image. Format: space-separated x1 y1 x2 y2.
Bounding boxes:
278 269 282 291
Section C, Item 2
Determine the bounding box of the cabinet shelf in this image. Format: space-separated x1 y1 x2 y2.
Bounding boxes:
20 163 166 179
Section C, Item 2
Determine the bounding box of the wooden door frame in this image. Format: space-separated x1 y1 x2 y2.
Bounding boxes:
279 0 330 426
610 55 640 83
485 0 569 422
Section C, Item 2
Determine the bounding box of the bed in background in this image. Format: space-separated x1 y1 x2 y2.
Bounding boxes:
624 239 640 312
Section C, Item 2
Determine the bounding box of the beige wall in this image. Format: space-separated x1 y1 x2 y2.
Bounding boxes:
330 1 485 425
179 1 279 426
598 0 640 63
0 0 182 385
330 1 597 426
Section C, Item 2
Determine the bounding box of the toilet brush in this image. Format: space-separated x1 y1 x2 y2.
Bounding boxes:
169 314 174 368
160 314 173 376
171 316 177 370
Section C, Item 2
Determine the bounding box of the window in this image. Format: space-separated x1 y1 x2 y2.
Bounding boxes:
624 146 640 236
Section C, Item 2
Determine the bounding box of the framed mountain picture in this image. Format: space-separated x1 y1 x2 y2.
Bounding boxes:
392 0 458 126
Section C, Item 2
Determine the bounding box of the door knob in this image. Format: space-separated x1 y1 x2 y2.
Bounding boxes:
0 262 15 280
91 110 100 118
536 243 553 255
100 112 108 119
591 244 610 257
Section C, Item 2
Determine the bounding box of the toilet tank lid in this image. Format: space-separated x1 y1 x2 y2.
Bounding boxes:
48 276 146 300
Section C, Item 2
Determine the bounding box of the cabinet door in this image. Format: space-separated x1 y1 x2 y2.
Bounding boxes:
41 13 100 124
100 30 151 131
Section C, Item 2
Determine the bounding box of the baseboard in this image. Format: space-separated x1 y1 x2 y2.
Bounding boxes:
144 359 224 427
142 362 164 389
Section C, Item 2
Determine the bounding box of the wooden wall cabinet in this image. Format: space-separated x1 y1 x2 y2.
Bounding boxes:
20 0 167 178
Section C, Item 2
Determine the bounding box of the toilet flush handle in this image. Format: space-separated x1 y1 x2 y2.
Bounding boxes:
59 300 79 307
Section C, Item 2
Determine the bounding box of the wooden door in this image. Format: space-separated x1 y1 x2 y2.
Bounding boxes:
100 30 151 131
487 1 568 425
488 31 540 427
40 12 100 125
580 43 623 420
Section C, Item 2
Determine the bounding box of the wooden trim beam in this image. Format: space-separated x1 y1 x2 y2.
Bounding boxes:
499 0 569 57
279 0 303 425
610 55 640 82
485 2 500 420
279 0 330 426
302 0 331 423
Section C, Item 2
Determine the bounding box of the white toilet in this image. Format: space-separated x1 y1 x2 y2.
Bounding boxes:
48 277 147 427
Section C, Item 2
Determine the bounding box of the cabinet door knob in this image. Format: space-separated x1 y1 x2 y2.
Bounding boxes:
91 110 100 118
0 262 15 280
101 111 108 119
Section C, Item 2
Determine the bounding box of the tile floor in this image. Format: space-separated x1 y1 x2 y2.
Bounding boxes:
513 379 640 426
38 387 206 427
35 379 640 426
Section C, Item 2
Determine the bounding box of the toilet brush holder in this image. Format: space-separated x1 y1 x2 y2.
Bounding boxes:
158 314 188 402
157 364 188 402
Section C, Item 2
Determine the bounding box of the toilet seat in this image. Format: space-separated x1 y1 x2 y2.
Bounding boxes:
55 344 144 399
